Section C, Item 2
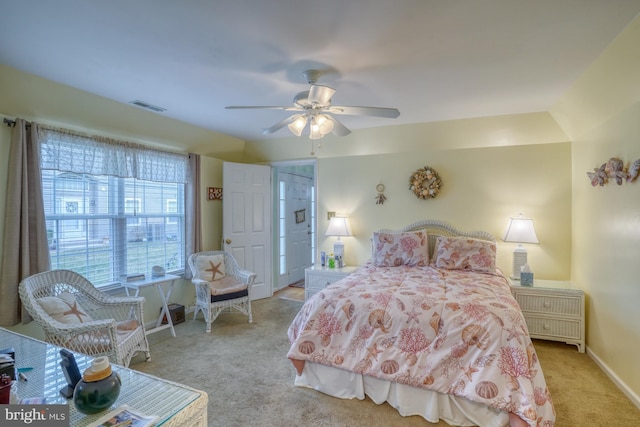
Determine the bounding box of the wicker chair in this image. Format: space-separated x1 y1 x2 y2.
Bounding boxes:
19 270 151 367
187 250 257 333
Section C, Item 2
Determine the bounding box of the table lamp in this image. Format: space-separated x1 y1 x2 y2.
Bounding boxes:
325 216 352 263
503 214 539 280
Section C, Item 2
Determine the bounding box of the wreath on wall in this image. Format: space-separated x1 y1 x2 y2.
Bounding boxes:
409 166 442 199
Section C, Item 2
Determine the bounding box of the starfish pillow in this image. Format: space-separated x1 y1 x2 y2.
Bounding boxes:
195 254 226 282
37 291 93 324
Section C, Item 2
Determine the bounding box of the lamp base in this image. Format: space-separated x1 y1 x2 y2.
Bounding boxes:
333 240 344 259
511 246 528 280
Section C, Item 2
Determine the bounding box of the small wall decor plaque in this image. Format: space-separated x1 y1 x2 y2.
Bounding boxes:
375 183 387 205
295 209 306 224
208 187 223 200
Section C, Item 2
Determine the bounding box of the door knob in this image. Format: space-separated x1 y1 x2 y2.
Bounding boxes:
225 239 232 244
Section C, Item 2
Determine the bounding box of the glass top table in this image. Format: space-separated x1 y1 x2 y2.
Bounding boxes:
0 328 207 426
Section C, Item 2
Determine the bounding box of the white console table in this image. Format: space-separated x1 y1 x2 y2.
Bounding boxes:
119 274 181 337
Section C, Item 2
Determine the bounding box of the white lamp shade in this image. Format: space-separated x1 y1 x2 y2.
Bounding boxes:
503 215 539 243
325 216 352 237
325 216 352 262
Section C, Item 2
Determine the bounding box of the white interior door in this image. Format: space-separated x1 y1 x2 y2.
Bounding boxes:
285 172 312 286
222 162 272 300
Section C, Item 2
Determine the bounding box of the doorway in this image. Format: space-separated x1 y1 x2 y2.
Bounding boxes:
272 160 317 291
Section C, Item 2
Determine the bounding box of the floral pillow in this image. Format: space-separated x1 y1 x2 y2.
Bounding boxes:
37 292 93 324
194 254 226 281
373 231 429 267
433 236 496 272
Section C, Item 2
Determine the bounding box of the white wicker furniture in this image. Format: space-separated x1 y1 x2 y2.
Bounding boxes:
19 269 151 367
511 279 585 352
304 266 358 301
187 250 257 333
1 328 207 426
120 273 181 337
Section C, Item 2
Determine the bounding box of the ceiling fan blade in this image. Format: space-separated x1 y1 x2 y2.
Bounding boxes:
328 105 400 118
327 115 351 137
308 85 336 106
226 106 301 111
262 115 298 135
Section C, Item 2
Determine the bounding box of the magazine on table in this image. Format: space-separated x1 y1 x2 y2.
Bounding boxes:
87 405 158 427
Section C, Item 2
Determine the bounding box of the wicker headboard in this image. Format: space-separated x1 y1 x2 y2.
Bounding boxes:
377 219 496 259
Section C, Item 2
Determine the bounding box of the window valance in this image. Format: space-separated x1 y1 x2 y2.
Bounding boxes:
39 127 188 183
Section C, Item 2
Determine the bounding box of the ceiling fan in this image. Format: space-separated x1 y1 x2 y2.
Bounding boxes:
225 70 400 140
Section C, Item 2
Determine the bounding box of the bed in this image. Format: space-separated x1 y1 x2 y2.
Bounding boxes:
287 220 555 427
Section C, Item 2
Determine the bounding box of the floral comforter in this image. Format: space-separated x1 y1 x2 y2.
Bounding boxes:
287 262 555 426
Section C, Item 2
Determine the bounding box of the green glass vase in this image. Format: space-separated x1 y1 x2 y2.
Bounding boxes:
73 357 121 414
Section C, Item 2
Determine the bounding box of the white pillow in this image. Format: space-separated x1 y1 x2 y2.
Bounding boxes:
194 254 226 281
37 292 93 324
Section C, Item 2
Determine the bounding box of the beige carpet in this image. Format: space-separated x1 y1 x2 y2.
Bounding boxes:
131 297 639 427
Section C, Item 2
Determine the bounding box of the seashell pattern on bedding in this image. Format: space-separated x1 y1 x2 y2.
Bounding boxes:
287 261 555 426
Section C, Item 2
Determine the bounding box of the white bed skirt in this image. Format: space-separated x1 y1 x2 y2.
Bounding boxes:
295 362 509 427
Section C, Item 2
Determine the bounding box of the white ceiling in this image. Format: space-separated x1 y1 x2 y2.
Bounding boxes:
1 1 639 142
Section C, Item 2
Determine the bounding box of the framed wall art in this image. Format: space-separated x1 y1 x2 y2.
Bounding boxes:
208 187 223 200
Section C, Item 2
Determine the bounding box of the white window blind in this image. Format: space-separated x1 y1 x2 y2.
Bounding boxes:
39 127 188 286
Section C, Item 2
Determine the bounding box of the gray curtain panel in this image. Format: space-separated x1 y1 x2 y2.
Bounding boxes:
184 153 202 280
0 119 51 326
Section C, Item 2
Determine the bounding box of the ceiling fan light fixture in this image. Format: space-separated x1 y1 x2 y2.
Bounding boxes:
317 114 334 134
287 115 307 136
227 69 400 140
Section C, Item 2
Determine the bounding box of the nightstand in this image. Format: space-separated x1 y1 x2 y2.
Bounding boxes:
511 279 585 353
304 265 358 301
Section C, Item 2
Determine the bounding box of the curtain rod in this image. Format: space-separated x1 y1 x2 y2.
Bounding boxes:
3 118 31 127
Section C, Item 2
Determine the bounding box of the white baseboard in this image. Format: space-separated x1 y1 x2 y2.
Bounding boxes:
587 345 640 409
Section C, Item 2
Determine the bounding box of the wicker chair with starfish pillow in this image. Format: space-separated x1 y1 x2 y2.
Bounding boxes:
188 250 257 333
19 269 150 367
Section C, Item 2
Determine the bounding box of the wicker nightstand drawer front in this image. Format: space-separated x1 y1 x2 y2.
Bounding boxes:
524 315 581 340
305 266 357 301
306 274 333 292
514 293 582 317
511 280 585 352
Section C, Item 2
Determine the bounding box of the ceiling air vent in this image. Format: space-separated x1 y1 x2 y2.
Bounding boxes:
129 100 166 113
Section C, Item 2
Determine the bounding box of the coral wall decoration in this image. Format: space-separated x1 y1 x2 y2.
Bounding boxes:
587 157 640 186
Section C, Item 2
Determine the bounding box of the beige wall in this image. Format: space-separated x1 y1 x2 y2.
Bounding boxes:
315 143 572 280
248 113 572 280
550 16 640 404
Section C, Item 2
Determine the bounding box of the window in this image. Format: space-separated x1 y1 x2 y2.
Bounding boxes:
278 180 286 275
165 199 178 225
39 128 188 287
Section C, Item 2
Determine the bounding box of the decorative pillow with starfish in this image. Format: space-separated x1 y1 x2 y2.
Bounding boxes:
372 231 429 267
194 254 226 281
433 236 496 273
37 292 93 324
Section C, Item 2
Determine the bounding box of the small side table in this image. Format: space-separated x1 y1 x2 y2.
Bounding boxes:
120 274 181 337
510 279 585 352
304 265 357 301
